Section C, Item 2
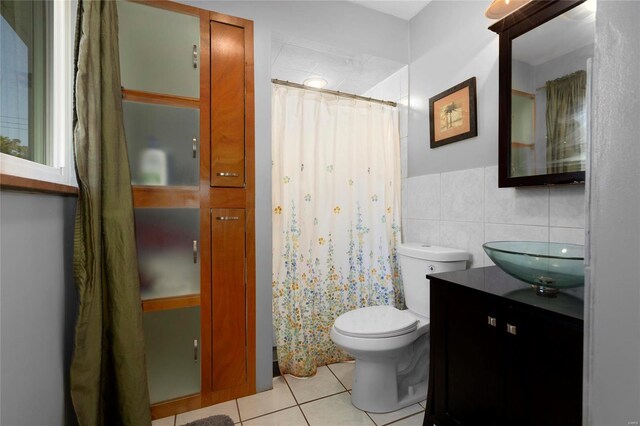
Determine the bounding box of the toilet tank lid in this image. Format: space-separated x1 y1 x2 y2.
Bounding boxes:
398 243 469 262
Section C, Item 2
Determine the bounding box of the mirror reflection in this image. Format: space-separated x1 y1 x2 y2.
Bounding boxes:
511 0 595 177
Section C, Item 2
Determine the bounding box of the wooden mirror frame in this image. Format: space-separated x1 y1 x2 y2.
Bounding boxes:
489 0 587 187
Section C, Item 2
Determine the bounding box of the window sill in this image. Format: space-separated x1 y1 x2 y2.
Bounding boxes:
0 173 78 196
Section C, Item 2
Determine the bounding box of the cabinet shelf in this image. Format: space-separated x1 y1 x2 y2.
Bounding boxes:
142 294 201 313
133 186 199 208
122 88 200 109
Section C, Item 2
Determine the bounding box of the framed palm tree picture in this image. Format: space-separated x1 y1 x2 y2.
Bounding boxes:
429 77 477 148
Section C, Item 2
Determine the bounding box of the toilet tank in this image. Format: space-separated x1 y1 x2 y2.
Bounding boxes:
397 243 469 317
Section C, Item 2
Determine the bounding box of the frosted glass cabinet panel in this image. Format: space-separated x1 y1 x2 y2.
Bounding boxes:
134 209 200 300
144 307 201 403
117 1 200 98
123 101 199 186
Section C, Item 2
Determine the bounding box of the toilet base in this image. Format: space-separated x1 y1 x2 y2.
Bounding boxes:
349 334 429 413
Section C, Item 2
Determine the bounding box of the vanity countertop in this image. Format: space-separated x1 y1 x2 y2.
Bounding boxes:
427 266 584 321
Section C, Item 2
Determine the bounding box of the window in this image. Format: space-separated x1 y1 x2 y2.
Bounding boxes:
0 0 75 188
0 1 50 164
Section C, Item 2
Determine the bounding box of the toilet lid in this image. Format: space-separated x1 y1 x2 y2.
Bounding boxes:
334 306 418 338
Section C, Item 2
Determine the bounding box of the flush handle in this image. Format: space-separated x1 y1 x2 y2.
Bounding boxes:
507 324 517 335
487 316 497 327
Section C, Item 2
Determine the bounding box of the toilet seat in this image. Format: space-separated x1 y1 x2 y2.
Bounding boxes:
334 305 418 338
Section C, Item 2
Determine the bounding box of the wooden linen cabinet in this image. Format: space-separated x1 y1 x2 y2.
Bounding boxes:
118 0 255 418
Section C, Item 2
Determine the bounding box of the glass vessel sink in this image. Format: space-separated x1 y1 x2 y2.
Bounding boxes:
482 241 585 297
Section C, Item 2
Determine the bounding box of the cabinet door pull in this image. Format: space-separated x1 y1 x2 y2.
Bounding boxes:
216 172 240 177
487 316 497 327
193 339 198 362
192 138 197 158
193 240 198 263
507 324 517 335
193 44 198 68
216 216 239 221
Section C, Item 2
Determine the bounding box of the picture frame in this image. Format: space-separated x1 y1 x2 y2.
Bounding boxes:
429 77 478 148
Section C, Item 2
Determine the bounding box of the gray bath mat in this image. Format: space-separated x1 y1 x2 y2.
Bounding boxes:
184 414 235 426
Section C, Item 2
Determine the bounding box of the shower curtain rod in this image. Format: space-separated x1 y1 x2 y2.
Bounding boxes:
272 79 398 107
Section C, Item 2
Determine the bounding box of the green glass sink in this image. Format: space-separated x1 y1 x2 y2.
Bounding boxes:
482 241 585 297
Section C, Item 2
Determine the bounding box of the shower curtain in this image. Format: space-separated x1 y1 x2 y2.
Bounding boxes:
272 84 402 377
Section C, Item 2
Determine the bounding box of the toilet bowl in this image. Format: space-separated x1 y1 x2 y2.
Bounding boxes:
330 243 468 413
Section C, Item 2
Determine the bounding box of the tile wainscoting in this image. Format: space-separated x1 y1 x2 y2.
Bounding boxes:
402 166 586 268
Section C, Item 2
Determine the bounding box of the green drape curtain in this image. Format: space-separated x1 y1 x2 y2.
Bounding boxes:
71 1 151 424
546 70 587 174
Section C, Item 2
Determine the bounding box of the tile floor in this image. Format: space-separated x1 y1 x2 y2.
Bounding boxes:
153 362 427 426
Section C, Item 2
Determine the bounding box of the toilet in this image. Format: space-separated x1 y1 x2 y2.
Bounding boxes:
330 243 469 413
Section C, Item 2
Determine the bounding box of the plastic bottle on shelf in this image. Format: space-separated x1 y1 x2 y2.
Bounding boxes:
139 136 167 185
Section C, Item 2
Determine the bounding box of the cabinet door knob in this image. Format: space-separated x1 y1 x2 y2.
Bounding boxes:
192 138 197 158
193 240 198 263
487 316 497 327
507 324 517 335
216 172 239 177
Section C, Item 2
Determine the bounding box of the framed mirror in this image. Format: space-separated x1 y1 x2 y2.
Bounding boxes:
490 0 595 187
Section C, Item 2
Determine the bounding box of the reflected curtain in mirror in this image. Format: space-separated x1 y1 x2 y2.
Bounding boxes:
545 70 587 174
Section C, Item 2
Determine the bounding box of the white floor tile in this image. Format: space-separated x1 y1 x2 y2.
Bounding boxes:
327 361 354 390
284 366 345 403
301 392 374 426
176 400 240 425
152 416 175 426
242 406 308 426
418 400 426 409
238 376 297 421
367 404 423 426
387 412 424 426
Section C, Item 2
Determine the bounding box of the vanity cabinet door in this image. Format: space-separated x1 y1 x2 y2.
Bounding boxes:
501 304 583 426
429 281 501 426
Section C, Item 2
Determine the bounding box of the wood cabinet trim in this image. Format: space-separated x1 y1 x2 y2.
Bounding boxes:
122 89 200 109
132 186 199 208
142 294 201 312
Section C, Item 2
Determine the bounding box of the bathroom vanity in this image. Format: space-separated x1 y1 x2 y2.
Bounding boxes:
424 266 583 426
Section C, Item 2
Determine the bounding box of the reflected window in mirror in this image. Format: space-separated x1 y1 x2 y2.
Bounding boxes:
491 0 595 187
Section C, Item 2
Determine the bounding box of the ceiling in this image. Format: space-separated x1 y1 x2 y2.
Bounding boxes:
271 32 405 95
348 0 432 20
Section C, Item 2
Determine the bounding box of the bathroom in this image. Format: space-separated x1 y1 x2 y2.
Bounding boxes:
0 0 638 425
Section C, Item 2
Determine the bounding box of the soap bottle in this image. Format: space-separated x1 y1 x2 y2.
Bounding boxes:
140 136 168 185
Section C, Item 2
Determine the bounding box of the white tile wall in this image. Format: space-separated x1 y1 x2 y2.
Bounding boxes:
440 168 485 223
404 166 586 268
550 185 586 228
407 174 440 220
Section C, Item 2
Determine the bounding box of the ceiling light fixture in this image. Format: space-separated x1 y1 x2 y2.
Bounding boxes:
484 0 532 19
303 77 328 89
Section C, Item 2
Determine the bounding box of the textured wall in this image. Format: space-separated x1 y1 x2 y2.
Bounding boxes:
586 1 640 424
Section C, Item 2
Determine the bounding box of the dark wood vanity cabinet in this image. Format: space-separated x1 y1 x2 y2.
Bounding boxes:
425 267 583 426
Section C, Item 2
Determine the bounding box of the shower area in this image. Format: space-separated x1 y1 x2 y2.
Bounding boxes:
269 32 409 377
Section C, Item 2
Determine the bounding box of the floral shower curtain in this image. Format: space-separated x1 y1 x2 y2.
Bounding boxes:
272 84 403 377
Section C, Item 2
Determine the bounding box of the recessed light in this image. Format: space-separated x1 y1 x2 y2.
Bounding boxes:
303 77 328 89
